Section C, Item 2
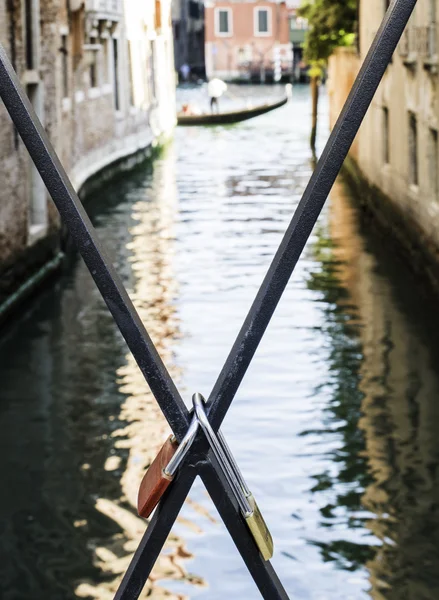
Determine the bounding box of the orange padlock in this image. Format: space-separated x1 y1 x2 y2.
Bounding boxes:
137 417 199 518
137 436 178 518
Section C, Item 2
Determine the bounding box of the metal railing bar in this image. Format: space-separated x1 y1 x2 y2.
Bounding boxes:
199 462 290 599
114 468 197 600
205 0 417 432
0 44 190 439
114 450 289 600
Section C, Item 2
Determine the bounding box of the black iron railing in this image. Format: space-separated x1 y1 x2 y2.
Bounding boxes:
0 0 417 597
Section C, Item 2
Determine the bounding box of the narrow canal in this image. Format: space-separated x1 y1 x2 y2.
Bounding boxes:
1 85 439 600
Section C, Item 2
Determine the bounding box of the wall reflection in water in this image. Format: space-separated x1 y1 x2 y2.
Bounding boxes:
305 177 439 599
75 149 208 600
0 148 207 600
3 85 439 599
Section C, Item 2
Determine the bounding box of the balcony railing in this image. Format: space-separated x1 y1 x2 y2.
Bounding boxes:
399 24 438 59
87 0 122 17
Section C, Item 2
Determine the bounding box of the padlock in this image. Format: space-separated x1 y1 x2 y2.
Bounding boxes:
217 429 274 561
193 393 274 561
137 416 199 518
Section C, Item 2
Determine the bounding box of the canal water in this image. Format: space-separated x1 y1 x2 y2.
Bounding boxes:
1 84 439 600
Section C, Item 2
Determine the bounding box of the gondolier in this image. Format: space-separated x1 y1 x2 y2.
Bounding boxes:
208 78 227 113
177 86 291 126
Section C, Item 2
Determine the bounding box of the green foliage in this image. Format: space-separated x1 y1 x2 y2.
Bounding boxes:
299 0 357 70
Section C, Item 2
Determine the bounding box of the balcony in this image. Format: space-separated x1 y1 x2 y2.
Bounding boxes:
399 24 438 72
87 0 122 19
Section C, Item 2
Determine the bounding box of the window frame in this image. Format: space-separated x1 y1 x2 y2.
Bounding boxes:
429 127 438 198
215 7 233 37
60 33 69 100
254 7 272 37
24 0 41 71
408 111 419 187
383 106 390 165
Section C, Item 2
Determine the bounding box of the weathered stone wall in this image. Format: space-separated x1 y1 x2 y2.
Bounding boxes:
0 0 26 265
328 0 439 282
0 0 176 312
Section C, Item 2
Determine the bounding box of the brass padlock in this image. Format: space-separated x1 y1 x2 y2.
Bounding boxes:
217 428 273 561
245 494 274 561
193 393 274 561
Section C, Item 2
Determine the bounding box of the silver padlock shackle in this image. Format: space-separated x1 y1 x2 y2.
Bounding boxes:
163 394 253 513
164 414 199 478
217 429 251 499
193 393 252 517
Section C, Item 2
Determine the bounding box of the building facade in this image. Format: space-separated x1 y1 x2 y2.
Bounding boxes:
204 0 292 82
288 0 308 82
172 0 205 79
328 0 439 287
0 0 176 318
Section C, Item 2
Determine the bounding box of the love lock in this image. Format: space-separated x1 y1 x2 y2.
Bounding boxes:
138 393 273 561
137 416 198 518
193 393 274 561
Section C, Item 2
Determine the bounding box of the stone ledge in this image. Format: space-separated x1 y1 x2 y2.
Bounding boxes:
0 124 170 329
71 126 155 193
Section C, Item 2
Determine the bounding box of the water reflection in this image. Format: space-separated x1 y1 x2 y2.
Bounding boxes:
304 178 439 598
0 151 206 599
74 150 208 599
2 85 439 599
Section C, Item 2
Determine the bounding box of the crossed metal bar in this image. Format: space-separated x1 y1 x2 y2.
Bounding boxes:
0 1 416 597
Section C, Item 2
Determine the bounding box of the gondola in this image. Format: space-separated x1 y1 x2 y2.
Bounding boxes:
177 88 291 126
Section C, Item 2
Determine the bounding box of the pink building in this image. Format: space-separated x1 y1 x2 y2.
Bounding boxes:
205 1 292 82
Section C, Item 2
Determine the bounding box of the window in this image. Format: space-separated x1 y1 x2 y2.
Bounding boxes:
128 40 135 107
429 0 437 56
90 49 98 88
149 40 157 101
102 38 110 84
189 1 200 19
61 35 69 98
215 8 232 36
155 0 162 30
255 7 271 36
71 9 84 67
25 0 39 70
408 112 418 186
383 106 390 164
26 83 47 233
113 38 120 110
429 128 438 198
